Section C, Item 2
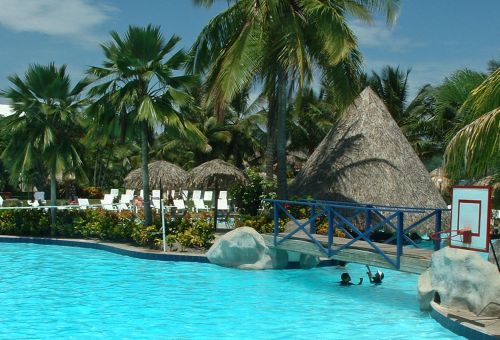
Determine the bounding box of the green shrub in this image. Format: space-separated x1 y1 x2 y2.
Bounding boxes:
234 213 285 234
230 168 277 215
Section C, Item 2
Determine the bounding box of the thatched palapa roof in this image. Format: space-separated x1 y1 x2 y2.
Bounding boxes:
290 88 447 213
124 160 187 191
186 159 246 189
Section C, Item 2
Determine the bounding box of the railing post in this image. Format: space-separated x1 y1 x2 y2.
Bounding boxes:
327 207 334 257
365 206 372 233
310 204 316 234
274 201 279 246
434 209 442 251
396 211 404 269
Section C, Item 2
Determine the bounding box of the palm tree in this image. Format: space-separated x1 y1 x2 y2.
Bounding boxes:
87 25 205 225
444 68 500 179
0 63 88 223
369 65 411 123
191 0 399 199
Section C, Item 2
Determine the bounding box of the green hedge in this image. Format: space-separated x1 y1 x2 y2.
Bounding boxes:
0 209 214 250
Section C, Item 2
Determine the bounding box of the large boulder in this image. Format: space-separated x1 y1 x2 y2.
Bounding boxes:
207 227 273 269
489 239 500 265
417 247 500 316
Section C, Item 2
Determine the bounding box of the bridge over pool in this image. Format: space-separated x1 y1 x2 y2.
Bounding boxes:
262 199 450 274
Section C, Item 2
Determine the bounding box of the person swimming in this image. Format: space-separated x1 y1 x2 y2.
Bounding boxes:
339 272 363 286
366 266 384 284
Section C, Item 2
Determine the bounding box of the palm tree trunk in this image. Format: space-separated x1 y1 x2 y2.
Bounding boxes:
93 147 100 186
276 66 288 199
265 94 277 180
141 122 153 226
50 171 57 225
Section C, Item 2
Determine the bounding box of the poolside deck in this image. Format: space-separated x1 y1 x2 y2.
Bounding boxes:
431 301 500 339
262 232 433 274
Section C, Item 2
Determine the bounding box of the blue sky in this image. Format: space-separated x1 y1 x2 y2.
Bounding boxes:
0 0 498 104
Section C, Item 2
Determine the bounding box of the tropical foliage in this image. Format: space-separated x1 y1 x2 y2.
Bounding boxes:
0 63 88 222
190 0 400 199
87 25 205 225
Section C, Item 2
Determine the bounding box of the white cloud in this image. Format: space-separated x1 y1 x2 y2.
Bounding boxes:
0 0 113 45
350 20 420 52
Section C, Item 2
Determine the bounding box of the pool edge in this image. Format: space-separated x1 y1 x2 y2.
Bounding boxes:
0 235 210 263
430 301 498 339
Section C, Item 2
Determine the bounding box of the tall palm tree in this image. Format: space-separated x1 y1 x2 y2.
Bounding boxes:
0 63 88 223
87 25 205 225
190 0 399 199
369 65 411 123
444 68 500 179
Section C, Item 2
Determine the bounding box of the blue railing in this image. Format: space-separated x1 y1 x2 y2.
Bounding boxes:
266 199 449 270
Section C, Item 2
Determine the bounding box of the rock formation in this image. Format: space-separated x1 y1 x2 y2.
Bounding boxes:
418 247 500 317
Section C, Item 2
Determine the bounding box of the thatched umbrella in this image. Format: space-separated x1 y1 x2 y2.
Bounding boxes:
124 160 187 193
290 87 447 234
186 159 247 229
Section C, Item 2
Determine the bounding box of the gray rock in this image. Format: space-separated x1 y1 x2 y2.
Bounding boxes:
207 227 272 269
417 247 500 316
488 239 500 266
267 248 289 269
299 253 320 269
417 269 434 311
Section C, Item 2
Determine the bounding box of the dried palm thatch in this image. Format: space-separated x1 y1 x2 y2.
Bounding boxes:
124 160 187 191
430 167 453 201
290 88 447 233
186 159 247 230
186 159 246 189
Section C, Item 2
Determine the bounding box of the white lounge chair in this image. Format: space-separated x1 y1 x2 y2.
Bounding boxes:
77 198 90 209
152 198 162 211
152 190 161 199
0 195 3 207
117 195 133 211
34 191 45 203
218 190 228 200
110 189 119 198
192 190 202 200
217 198 230 212
125 189 135 197
173 199 186 214
203 191 213 202
193 198 209 212
139 190 144 199
100 195 116 210
27 200 40 208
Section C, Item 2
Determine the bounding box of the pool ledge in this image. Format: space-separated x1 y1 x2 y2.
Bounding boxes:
0 235 338 268
0 235 210 263
430 301 500 339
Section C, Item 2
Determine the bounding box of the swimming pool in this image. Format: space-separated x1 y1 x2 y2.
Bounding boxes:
0 243 462 339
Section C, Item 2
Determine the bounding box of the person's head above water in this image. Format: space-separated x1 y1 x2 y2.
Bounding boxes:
375 271 384 281
341 273 351 283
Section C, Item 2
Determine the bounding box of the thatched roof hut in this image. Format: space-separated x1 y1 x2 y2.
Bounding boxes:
186 159 246 190
124 160 187 191
290 88 447 231
430 167 453 202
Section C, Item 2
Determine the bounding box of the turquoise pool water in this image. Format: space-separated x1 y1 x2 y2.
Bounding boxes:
0 243 462 339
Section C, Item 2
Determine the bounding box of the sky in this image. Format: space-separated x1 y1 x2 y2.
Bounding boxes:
0 0 498 105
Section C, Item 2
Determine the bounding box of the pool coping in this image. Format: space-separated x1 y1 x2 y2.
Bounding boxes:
0 235 210 263
0 235 338 268
430 301 500 339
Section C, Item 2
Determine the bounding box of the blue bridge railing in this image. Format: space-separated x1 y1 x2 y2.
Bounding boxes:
265 199 450 270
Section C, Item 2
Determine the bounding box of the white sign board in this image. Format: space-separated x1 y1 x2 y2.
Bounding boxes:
450 186 491 252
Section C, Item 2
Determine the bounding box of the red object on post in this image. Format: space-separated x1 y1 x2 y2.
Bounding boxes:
458 228 472 244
